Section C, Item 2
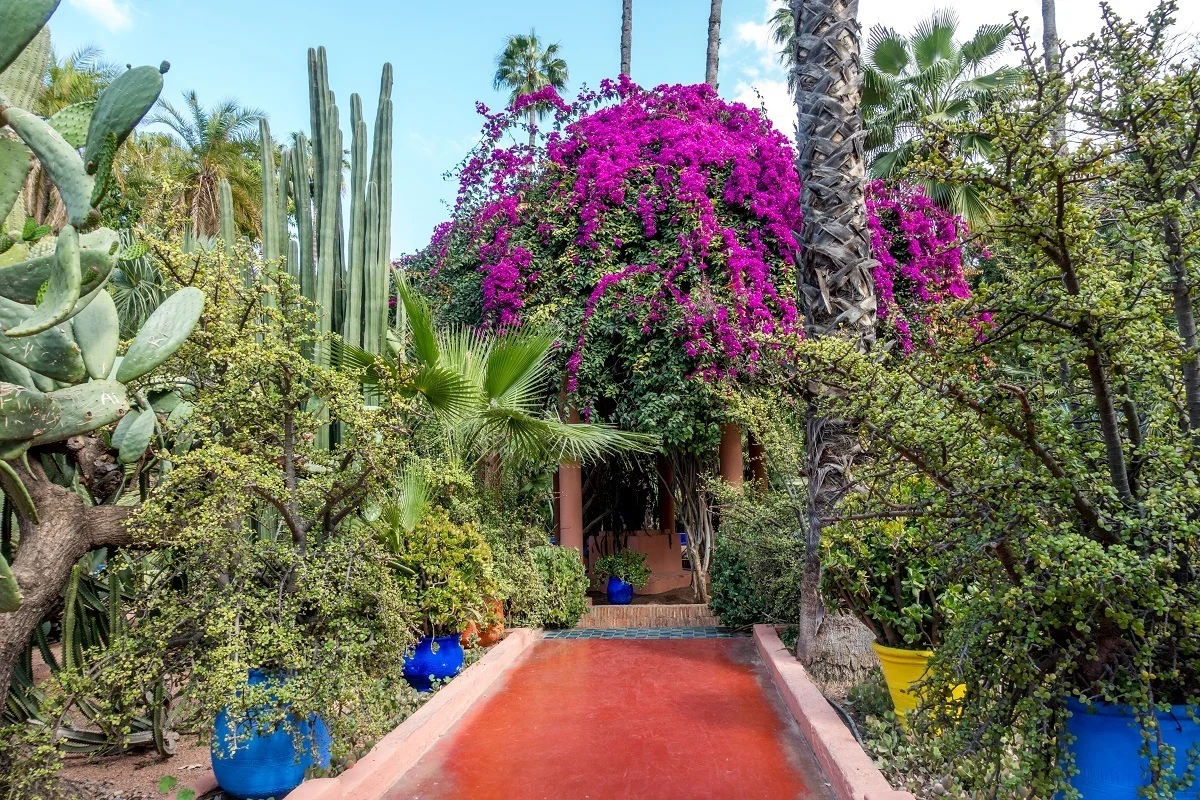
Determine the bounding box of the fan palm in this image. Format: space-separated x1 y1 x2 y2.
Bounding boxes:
492 30 569 147
37 45 120 116
863 11 1017 220
149 91 265 237
338 281 654 472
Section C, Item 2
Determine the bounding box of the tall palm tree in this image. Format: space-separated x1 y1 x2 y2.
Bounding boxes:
621 0 633 77
770 2 798 92
705 0 723 88
149 91 265 237
863 11 1016 219
492 30 569 148
790 0 878 664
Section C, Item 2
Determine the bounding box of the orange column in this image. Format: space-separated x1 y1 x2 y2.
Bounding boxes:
557 408 584 554
747 431 767 488
719 423 743 486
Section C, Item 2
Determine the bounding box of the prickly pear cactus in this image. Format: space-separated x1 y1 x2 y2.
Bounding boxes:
0 0 202 612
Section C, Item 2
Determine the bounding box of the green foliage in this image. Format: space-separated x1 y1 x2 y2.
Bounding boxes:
707 489 802 629
594 550 650 588
822 484 960 649
529 545 588 628
380 505 496 636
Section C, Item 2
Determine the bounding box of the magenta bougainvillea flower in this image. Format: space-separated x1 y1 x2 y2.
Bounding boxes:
408 78 969 436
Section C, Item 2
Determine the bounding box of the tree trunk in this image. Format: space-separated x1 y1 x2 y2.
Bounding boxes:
621 0 633 77
1166 210 1200 435
790 0 877 664
705 0 723 89
670 450 713 604
528 108 537 149
1042 0 1067 150
0 459 129 712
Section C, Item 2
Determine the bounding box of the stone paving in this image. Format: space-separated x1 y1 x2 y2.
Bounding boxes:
387 632 833 799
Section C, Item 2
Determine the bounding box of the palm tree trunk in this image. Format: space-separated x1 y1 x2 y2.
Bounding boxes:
528 107 537 148
790 0 877 664
1042 0 1066 149
705 0 723 89
621 0 633 77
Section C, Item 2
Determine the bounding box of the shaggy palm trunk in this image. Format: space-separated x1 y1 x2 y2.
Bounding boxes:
0 456 129 712
621 0 633 77
791 0 877 664
705 0 723 89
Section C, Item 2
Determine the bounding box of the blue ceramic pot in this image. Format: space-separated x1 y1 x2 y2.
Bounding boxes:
211 670 331 800
1061 697 1200 799
402 634 465 693
606 576 634 605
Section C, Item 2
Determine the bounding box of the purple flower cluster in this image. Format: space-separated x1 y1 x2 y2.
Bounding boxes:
865 181 969 352
443 77 805 384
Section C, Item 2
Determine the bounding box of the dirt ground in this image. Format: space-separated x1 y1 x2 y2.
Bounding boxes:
59 736 212 799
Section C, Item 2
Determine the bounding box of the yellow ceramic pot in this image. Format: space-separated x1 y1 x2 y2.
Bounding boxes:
872 641 966 727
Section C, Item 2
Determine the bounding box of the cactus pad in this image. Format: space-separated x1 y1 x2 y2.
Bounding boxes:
84 64 165 172
5 225 81 338
0 139 32 227
0 381 59 440
71 288 119 380
29 380 128 445
0 295 85 383
48 100 97 149
0 12 53 106
4 107 97 231
115 286 204 382
0 227 119 304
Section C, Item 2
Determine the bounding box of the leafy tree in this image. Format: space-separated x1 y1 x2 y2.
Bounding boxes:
863 11 1016 219
492 30 568 147
150 91 265 237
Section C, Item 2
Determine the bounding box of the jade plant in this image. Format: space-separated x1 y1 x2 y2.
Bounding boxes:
595 550 651 589
0 0 201 712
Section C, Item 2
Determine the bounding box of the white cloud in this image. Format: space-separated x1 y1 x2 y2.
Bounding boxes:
67 0 134 32
732 78 794 138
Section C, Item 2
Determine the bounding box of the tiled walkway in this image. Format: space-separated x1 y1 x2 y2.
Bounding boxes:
387 632 833 799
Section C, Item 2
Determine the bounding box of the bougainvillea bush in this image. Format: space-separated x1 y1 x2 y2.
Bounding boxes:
409 77 970 450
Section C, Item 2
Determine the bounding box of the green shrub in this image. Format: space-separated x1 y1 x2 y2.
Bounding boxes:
530 545 589 628
388 506 496 636
821 484 959 649
594 550 651 588
708 490 802 629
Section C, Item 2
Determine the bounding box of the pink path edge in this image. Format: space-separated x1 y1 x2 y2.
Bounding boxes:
753 624 915 800
168 628 541 800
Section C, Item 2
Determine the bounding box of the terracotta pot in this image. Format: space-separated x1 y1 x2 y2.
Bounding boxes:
462 600 505 648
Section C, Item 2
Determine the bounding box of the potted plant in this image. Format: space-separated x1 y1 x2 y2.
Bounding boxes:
381 504 496 692
595 550 651 605
822 490 961 725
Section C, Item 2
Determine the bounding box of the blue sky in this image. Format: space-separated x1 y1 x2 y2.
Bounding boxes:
49 0 1200 256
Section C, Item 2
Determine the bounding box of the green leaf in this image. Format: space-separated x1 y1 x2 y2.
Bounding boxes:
156 775 177 794
116 287 204 382
868 26 910 75
397 277 439 366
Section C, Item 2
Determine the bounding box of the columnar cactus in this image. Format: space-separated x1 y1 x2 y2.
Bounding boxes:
261 49 394 359
0 0 202 612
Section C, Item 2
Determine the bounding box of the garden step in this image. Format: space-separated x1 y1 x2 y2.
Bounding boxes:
575 602 722 629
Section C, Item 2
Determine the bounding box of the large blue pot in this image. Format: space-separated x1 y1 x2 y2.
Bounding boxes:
1062 697 1200 798
606 576 634 605
402 634 465 693
211 670 331 800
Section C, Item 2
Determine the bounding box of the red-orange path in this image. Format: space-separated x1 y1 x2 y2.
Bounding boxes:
387 636 832 800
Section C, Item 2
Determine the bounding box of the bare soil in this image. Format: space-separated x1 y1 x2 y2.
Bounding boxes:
59 735 212 799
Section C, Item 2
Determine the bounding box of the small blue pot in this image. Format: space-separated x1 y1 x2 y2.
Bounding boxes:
211 670 331 800
1061 697 1200 799
606 576 634 605
402 634 465 693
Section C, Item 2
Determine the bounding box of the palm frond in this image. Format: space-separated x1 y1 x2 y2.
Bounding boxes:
484 330 555 407
912 8 959 71
412 365 479 421
961 23 1014 68
868 26 910 75
397 276 440 367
